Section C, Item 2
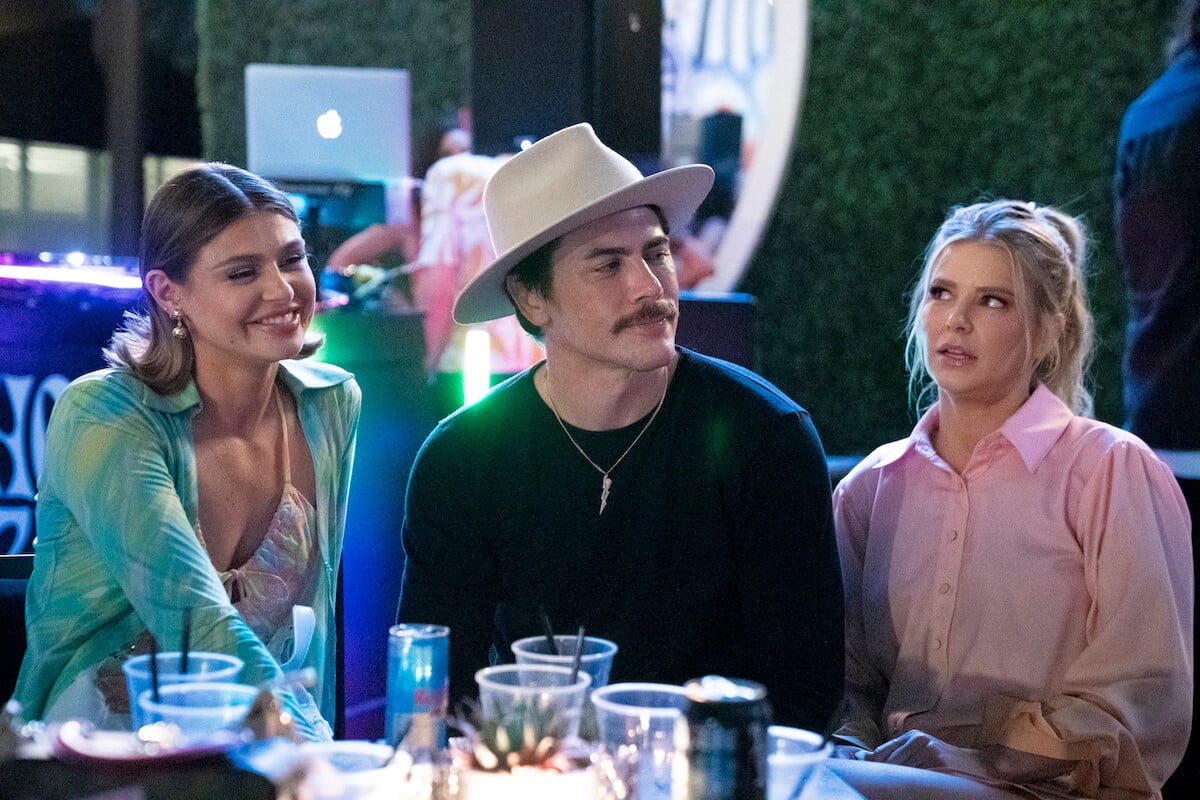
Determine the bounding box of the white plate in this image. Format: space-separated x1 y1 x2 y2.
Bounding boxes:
298 739 405 772
52 720 243 766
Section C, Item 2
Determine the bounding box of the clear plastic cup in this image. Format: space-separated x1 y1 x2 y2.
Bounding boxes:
136 681 259 740
122 651 244 729
590 683 690 800
510 635 618 691
474 664 591 738
767 725 834 800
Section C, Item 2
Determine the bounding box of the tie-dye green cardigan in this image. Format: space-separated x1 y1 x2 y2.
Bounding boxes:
13 359 360 739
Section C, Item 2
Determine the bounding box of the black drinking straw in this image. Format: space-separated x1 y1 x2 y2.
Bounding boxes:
149 636 161 703
180 607 192 674
538 607 560 656
568 625 586 685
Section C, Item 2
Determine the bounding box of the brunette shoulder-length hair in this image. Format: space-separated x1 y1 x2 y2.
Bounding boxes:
105 163 322 395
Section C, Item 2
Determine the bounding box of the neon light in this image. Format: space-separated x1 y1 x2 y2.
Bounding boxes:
462 327 492 406
0 265 142 290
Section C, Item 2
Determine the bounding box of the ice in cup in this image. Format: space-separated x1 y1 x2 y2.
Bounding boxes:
122 651 244 729
510 635 618 691
589 682 690 800
474 664 591 739
136 681 259 740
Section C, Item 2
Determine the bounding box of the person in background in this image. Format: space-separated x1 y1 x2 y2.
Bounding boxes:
321 121 473 284
431 126 472 165
1114 6 1200 791
12 164 361 741
828 199 1192 799
322 122 475 282
325 124 543 415
402 147 544 410
397 123 844 732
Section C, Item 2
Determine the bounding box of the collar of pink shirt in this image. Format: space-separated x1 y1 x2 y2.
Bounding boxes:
872 384 1076 475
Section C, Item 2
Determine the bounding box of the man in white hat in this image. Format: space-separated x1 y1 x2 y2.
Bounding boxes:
397 123 843 731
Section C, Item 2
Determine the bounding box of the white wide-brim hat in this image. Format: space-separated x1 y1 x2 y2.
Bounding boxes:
452 123 715 324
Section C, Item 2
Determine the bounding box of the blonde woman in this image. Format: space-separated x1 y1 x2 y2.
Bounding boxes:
829 200 1192 799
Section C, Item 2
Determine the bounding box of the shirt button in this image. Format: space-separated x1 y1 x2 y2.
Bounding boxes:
939 583 951 594
933 638 943 650
949 530 959 541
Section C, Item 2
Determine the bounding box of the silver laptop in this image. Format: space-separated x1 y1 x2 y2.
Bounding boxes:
244 64 411 182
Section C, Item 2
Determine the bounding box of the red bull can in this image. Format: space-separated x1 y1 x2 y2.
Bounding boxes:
386 623 449 749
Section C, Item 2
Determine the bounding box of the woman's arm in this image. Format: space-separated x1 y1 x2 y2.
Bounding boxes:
49 383 252 649
980 440 1193 795
831 473 888 751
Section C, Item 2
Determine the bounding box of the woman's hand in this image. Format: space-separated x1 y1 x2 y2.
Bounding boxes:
94 657 132 714
830 743 870 760
93 631 157 714
864 730 1072 783
863 729 987 774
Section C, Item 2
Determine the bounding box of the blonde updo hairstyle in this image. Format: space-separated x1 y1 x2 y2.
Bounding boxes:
105 163 322 395
904 199 1094 417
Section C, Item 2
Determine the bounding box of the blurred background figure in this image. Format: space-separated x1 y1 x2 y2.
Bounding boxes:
1114 1 1200 504
1114 1 1200 795
325 122 543 415
434 126 471 161
405 147 543 411
324 118 476 282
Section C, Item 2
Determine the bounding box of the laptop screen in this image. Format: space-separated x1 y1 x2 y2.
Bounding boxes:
244 64 411 183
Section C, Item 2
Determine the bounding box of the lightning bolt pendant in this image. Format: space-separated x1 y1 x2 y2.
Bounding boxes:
600 474 612 515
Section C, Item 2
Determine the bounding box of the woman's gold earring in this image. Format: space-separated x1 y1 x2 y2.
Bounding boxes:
171 310 188 339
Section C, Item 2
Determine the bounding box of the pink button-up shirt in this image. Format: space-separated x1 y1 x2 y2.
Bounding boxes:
833 385 1193 799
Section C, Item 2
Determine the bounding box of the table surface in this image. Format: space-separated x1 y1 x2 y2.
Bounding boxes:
794 764 868 800
2 743 869 800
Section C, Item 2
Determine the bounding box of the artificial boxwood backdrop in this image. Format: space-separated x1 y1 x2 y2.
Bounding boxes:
196 0 1178 455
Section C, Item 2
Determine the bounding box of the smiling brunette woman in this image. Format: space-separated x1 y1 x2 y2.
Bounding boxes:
11 164 361 741
827 200 1192 799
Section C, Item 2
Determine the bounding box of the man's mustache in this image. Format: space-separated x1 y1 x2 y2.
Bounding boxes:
613 300 678 333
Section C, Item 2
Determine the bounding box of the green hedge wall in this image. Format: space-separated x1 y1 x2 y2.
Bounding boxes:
743 0 1178 453
196 0 1178 455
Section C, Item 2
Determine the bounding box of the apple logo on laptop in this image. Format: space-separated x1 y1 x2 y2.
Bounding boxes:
316 109 343 140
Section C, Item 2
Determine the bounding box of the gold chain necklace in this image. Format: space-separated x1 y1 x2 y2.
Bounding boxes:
544 371 668 515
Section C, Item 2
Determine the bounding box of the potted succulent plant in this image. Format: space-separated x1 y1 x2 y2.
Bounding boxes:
448 696 599 800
